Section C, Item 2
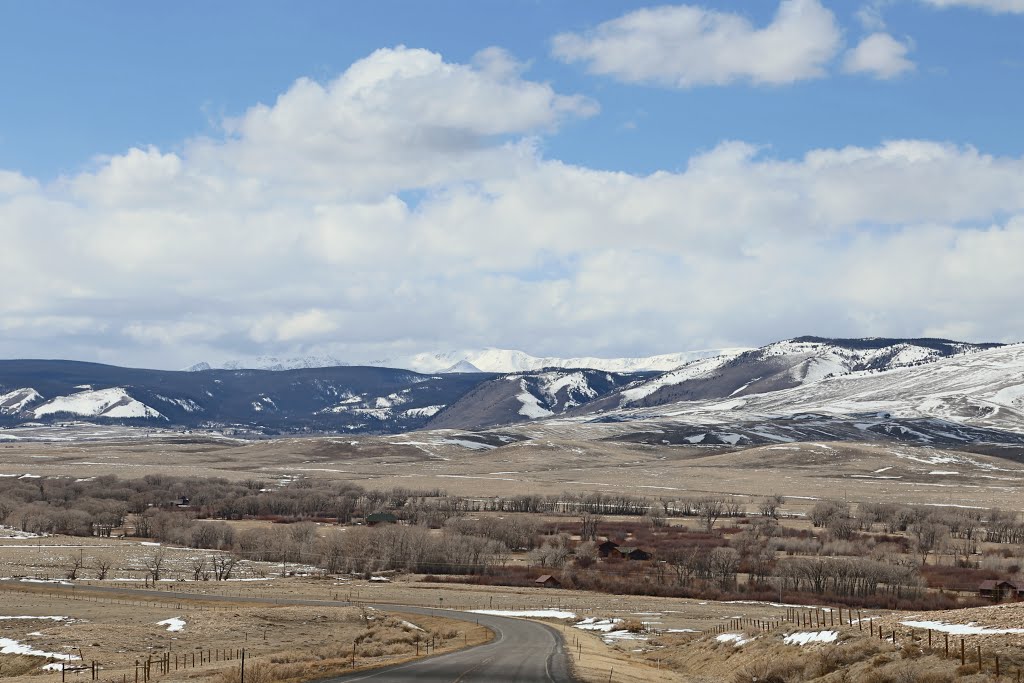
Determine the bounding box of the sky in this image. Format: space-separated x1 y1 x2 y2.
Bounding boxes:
2 0 1024 369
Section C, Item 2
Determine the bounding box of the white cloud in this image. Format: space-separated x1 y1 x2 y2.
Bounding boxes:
855 2 890 30
919 0 1024 13
2 47 1024 367
843 33 915 79
551 0 842 87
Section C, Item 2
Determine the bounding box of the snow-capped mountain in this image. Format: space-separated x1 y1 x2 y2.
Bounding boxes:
4 337 1021 442
428 368 654 430
0 388 43 415
581 341 1024 437
186 347 745 374
372 347 745 374
0 360 486 433
598 337 1003 410
33 387 164 420
186 355 347 372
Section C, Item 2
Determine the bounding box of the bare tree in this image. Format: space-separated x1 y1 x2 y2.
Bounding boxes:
146 548 167 582
911 521 948 564
93 554 113 580
580 513 602 541
191 555 209 581
695 497 725 533
212 554 239 580
758 494 785 519
65 552 85 580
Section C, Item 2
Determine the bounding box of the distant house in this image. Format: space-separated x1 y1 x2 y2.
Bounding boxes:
597 540 620 558
172 496 190 508
365 512 399 526
613 546 652 561
979 580 1023 600
535 574 561 588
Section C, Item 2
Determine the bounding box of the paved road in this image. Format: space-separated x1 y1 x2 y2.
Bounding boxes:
0 581 577 682
324 606 575 683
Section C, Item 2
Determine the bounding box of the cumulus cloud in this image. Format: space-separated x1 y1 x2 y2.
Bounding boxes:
919 0 1024 12
551 0 842 87
2 47 1024 367
843 33 915 78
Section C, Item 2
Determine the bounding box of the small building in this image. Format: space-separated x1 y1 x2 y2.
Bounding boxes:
535 574 561 588
172 496 190 508
597 540 620 558
979 580 1023 601
614 546 652 561
365 512 399 526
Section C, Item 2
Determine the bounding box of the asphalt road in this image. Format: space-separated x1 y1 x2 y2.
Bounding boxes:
0 581 577 682
324 605 575 683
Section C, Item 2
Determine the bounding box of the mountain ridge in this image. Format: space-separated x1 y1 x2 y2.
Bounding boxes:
4 337 1021 442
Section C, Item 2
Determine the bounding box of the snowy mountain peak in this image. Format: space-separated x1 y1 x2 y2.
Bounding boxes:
374 347 747 374
441 360 483 373
186 355 348 372
608 336 1006 410
0 388 43 415
33 387 164 420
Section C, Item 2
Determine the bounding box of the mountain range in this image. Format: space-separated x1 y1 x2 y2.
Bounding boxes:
3 337 1023 446
185 347 741 374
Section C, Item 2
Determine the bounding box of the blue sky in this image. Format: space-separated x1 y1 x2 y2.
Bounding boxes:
4 1 1022 177
1 0 1024 367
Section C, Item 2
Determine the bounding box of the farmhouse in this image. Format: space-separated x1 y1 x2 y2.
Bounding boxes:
613 546 652 561
535 574 561 588
979 580 1023 600
597 540 619 557
365 511 399 526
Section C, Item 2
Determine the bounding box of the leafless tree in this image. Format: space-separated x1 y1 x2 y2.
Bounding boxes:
695 497 725 533
191 555 209 581
212 554 239 580
146 548 167 582
758 494 785 519
580 512 601 541
93 554 113 580
65 552 85 580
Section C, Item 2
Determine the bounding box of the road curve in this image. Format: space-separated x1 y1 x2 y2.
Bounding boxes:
0 581 577 682
325 605 575 683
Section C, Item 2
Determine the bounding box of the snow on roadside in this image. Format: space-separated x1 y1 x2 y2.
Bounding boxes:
157 618 186 632
716 633 754 647
784 631 839 645
573 617 647 643
0 616 70 621
574 617 620 632
399 620 424 631
469 609 575 619
900 620 1024 635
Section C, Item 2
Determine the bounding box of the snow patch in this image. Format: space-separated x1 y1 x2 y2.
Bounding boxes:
157 617 186 632
784 630 839 645
900 620 1024 635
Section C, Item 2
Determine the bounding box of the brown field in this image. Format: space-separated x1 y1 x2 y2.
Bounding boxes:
0 578 491 683
3 427 1024 681
2 430 1023 514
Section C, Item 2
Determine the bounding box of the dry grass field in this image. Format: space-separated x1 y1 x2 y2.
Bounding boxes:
3 425 1024 681
0 578 491 683
2 428 1023 513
